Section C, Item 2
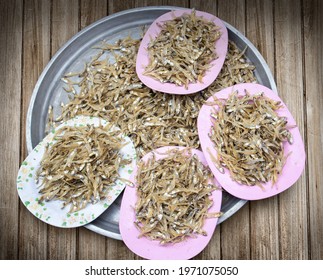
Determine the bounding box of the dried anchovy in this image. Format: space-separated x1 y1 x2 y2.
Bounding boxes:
36 124 130 212
144 10 221 88
209 91 293 188
46 36 256 158
45 105 53 135
135 148 222 244
207 42 256 94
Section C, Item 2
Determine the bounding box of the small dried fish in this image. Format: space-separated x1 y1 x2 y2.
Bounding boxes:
144 10 221 88
134 148 222 244
209 91 293 187
36 124 130 212
50 36 256 159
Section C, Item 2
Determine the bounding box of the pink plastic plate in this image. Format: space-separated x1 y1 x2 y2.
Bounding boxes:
136 9 228 94
198 83 306 200
119 146 223 260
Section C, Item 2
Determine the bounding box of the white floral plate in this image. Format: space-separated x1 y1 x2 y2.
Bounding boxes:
17 116 137 228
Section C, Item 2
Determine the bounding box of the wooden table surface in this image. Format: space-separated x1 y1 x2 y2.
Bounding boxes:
1 0 322 260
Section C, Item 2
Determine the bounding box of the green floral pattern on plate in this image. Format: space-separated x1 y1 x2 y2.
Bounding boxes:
17 116 137 228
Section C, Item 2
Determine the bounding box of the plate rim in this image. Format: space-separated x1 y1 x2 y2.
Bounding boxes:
119 146 223 260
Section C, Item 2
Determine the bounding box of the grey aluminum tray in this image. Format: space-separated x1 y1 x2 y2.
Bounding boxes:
26 6 277 240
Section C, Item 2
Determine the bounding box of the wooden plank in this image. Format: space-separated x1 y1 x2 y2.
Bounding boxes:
135 0 188 8
161 0 187 6
246 0 279 259
109 0 189 13
51 0 79 55
219 207 250 259
193 229 221 260
245 0 274 73
47 0 79 259
217 0 251 260
217 0 246 35
303 0 323 260
109 0 136 13
0 0 23 260
18 0 51 259
77 0 108 260
78 228 106 259
106 239 136 260
274 0 308 259
80 0 108 30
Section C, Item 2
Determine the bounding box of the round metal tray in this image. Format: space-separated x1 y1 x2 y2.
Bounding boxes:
26 6 277 240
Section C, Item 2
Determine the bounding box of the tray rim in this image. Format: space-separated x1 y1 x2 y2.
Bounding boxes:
26 6 277 240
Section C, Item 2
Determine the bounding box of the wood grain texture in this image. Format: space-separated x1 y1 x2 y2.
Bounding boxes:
217 0 251 260
105 0 189 260
217 0 246 35
246 0 279 259
303 0 323 260
0 0 321 260
274 0 308 260
77 0 108 260
160 0 187 6
137 0 188 7
193 228 221 260
245 0 274 73
18 0 51 259
103 0 138 260
135 0 155 7
51 0 79 55
47 0 79 259
0 0 23 260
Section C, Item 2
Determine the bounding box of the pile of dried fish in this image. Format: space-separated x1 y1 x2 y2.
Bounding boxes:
134 148 222 244
48 36 256 158
209 92 293 188
36 124 130 212
144 10 221 88
207 42 256 93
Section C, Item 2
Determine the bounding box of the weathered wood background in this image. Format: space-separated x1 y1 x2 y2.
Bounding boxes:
0 0 322 260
